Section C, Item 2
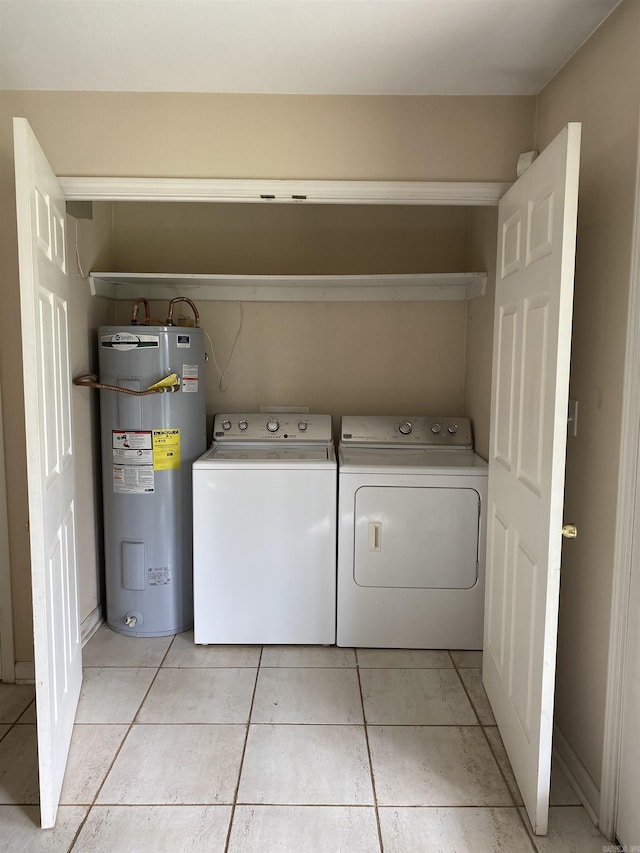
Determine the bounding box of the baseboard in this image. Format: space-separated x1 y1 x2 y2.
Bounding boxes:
14 661 35 684
81 604 103 646
12 606 103 685
553 725 601 826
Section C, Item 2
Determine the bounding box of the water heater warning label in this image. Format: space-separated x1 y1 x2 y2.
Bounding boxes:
112 430 154 494
149 567 171 586
153 429 181 470
113 430 152 454
113 465 154 493
181 364 199 393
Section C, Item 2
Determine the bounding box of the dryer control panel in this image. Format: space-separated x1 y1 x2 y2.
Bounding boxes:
213 412 333 443
340 415 473 449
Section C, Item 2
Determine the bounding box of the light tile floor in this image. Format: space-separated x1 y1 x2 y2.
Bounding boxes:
0 626 612 852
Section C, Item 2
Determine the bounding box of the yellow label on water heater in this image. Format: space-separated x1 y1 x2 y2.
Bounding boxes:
152 429 181 470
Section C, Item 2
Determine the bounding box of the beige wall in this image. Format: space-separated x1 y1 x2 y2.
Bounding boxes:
535 0 640 788
114 299 470 439
109 201 479 435
1 93 534 181
68 205 115 627
0 92 534 663
465 206 499 460
110 202 473 274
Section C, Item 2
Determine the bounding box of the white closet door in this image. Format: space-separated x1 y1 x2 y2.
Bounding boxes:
13 117 82 829
616 487 640 847
483 123 581 835
0 383 15 682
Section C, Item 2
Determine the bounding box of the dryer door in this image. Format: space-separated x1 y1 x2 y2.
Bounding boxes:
354 486 480 588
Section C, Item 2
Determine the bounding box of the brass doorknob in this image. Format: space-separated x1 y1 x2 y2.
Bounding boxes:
562 524 578 539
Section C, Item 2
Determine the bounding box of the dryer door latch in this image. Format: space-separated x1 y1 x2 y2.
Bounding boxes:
368 522 382 552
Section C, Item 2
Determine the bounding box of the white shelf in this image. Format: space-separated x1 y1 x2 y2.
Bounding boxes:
62 178 510 205
89 272 487 302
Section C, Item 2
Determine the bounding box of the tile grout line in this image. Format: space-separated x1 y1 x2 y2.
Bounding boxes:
355 649 385 853
12 691 37 724
223 644 264 853
450 653 485 730
67 633 178 852
0 684 36 733
0 692 36 811
450 652 538 853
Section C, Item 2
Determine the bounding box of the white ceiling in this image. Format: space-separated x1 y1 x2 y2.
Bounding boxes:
0 0 622 96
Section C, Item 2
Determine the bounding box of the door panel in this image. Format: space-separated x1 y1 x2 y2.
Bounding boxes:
483 123 581 835
518 296 549 494
510 536 537 734
487 507 510 670
14 117 82 829
494 305 518 469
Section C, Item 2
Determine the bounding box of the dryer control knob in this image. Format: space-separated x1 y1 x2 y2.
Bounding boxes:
298 421 308 431
399 421 413 435
431 423 442 434
238 420 248 430
266 418 280 433
222 419 232 430
448 424 459 434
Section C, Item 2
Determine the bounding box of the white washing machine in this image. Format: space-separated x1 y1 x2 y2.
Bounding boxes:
193 413 336 645
337 415 488 649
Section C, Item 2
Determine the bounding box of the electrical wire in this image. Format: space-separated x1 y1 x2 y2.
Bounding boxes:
204 302 244 392
74 218 87 279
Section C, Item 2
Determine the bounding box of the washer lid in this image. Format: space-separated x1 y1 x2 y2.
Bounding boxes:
338 446 487 475
194 444 336 469
213 447 330 461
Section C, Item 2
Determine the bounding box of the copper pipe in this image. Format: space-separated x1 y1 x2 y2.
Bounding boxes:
165 297 200 327
130 299 151 324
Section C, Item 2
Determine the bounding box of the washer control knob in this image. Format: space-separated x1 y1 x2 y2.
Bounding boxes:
298 420 308 431
448 423 459 434
238 420 248 431
222 419 232 430
431 423 442 434
266 418 280 433
399 421 413 435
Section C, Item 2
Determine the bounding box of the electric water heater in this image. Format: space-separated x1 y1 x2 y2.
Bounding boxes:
98 325 206 636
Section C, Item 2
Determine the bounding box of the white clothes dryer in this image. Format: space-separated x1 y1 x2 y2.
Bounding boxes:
337 415 487 649
193 413 336 645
